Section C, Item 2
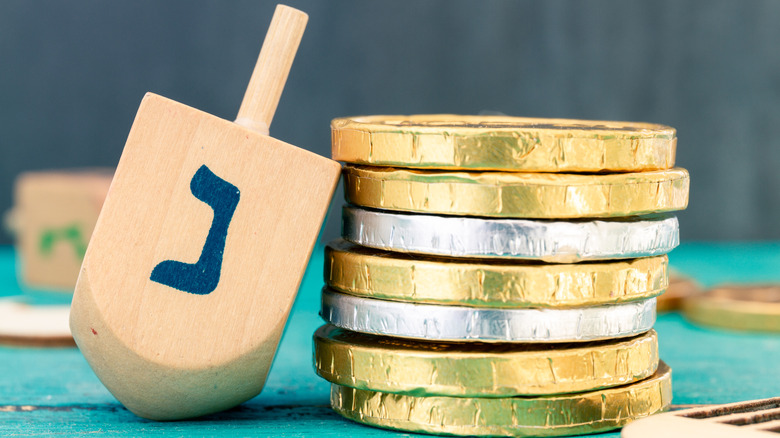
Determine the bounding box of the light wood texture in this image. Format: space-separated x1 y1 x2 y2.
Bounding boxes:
623 397 780 437
14 170 113 291
70 4 340 421
0 299 73 346
235 5 307 134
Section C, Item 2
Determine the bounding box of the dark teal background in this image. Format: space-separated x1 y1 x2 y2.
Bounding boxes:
1 0 779 242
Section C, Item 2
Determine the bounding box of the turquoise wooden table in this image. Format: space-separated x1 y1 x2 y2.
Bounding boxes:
1 242 779 436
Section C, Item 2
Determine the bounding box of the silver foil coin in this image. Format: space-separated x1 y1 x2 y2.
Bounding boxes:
321 288 656 343
342 206 679 263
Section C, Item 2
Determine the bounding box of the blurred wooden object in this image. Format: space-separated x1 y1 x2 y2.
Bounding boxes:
0 300 73 346
657 271 702 311
13 169 113 291
69 5 341 420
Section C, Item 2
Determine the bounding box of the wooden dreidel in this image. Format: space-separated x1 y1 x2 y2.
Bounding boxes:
70 5 340 420
12 169 113 291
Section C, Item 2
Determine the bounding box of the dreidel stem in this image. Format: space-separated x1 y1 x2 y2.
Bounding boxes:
235 4 308 135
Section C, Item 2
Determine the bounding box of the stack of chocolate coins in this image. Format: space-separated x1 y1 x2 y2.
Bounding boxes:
315 115 689 436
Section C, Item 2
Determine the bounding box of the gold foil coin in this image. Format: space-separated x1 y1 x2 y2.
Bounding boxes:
325 240 667 308
330 361 672 437
314 324 659 397
331 115 676 172
343 165 689 219
683 285 780 332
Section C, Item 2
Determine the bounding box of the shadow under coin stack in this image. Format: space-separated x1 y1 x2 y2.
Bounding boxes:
315 115 690 436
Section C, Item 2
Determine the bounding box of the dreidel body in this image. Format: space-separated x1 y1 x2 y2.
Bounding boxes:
69 5 340 420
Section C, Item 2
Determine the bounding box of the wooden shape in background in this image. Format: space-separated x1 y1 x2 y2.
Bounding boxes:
622 397 780 437
0 300 73 347
14 169 113 291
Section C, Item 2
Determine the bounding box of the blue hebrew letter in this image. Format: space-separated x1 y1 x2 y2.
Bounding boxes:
150 165 240 295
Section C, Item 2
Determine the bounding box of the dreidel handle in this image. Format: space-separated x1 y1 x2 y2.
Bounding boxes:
235 4 308 135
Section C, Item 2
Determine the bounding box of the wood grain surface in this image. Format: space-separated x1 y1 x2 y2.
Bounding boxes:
1 242 780 436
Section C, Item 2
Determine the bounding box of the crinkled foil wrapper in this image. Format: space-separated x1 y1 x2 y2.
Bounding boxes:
343 165 690 219
325 240 667 308
331 115 677 172
314 324 659 397
683 285 780 332
330 361 672 437
320 288 656 342
342 206 679 262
